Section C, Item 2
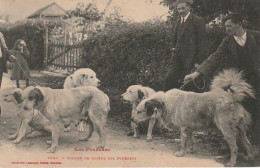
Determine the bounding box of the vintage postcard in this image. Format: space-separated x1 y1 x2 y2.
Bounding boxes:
0 0 259 167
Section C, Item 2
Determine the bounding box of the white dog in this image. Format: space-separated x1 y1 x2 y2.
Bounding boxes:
63 68 100 89
63 68 100 132
134 69 254 167
121 85 162 141
21 86 110 153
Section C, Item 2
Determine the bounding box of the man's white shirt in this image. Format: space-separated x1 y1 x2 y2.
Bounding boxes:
233 31 247 47
181 12 190 23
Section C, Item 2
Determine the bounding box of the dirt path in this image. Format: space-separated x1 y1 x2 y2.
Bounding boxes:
0 72 251 167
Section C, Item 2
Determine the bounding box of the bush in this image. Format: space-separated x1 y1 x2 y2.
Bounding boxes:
82 21 173 91
206 24 226 55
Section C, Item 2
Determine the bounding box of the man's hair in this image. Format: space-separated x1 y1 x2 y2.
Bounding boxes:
172 0 193 8
222 12 243 24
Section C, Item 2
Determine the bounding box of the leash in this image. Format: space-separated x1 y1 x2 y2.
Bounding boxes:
14 60 39 86
179 76 206 90
15 58 69 89
178 67 206 90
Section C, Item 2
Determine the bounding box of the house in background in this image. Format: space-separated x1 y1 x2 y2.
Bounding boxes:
27 2 67 20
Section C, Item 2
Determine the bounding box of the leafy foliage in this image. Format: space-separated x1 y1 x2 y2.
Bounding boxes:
81 21 173 91
67 2 102 22
49 2 125 43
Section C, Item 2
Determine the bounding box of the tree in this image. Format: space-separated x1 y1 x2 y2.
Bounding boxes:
68 2 102 22
160 0 260 30
49 1 127 42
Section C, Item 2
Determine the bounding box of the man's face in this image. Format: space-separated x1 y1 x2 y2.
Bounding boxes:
224 19 241 36
177 3 190 17
18 43 24 50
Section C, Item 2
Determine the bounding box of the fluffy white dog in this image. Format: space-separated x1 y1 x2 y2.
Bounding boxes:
63 68 100 132
121 85 163 141
134 69 255 167
63 68 100 89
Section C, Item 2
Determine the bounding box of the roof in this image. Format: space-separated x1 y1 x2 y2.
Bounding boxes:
27 2 67 18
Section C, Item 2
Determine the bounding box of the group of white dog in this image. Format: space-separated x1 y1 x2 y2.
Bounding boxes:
5 68 256 166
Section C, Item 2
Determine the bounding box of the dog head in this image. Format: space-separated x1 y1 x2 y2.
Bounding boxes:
72 68 100 87
3 88 23 105
121 85 149 104
22 86 44 110
132 97 164 123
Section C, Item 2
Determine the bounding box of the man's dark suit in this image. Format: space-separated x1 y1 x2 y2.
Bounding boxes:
0 32 9 115
164 12 208 91
197 29 260 145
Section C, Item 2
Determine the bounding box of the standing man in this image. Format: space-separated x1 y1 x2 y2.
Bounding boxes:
0 31 9 88
184 12 260 148
164 0 208 91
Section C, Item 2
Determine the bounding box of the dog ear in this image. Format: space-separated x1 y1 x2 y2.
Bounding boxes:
30 88 44 105
81 74 88 78
145 99 163 116
13 91 23 104
138 89 145 100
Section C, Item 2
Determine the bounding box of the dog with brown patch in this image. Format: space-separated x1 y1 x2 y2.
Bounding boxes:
21 86 110 153
133 69 254 167
121 85 163 141
6 88 52 143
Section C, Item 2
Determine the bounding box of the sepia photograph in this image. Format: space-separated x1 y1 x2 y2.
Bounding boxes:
0 0 259 167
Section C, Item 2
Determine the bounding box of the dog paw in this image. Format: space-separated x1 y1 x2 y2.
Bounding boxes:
79 137 89 141
186 147 195 153
13 139 21 144
243 155 254 161
9 135 17 140
133 134 140 139
175 150 185 157
146 136 152 141
96 145 104 149
77 127 84 132
224 162 235 167
64 127 70 132
46 141 52 145
46 147 56 153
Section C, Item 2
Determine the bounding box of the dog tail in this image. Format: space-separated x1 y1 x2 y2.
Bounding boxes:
210 69 255 102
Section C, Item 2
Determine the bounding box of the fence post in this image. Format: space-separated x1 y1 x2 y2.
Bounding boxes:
44 26 49 69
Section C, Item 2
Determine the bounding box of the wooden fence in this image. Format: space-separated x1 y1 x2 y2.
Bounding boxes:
46 39 83 71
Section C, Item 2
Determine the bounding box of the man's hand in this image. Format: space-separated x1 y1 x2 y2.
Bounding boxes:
184 71 201 84
194 63 200 69
9 55 17 62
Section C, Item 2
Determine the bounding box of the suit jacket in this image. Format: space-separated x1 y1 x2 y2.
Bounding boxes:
171 12 208 78
197 30 260 83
